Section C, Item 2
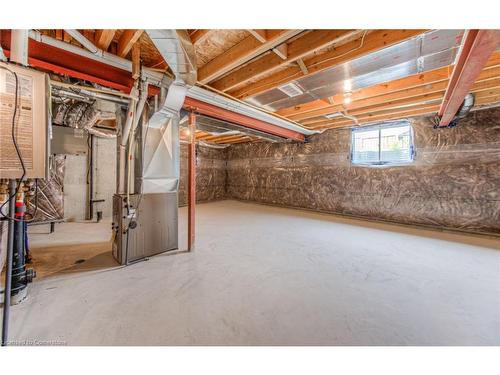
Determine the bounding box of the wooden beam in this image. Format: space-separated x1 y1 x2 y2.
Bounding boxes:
211 29 357 92
198 29 302 84
228 29 428 99
296 58 308 75
285 68 452 121
272 44 288 60
117 29 144 57
299 74 500 128
94 29 116 51
301 92 444 127
63 31 71 43
277 50 500 121
212 135 249 143
131 43 141 80
476 95 500 106
247 29 267 42
297 73 500 124
189 29 211 44
219 137 253 144
83 30 95 43
438 29 500 126
309 104 441 130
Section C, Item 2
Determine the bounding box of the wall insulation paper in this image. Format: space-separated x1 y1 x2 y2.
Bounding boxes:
178 144 227 206
29 154 65 223
225 107 500 235
0 62 48 179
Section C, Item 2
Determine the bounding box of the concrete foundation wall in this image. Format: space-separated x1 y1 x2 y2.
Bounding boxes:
51 126 117 221
225 108 500 235
92 136 116 218
63 154 87 221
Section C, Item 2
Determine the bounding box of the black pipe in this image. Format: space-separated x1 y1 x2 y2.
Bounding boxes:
11 200 27 296
87 134 94 220
2 179 17 346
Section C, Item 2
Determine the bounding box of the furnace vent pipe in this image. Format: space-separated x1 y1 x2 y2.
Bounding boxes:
455 93 475 120
145 30 197 127
10 30 28 65
118 86 139 194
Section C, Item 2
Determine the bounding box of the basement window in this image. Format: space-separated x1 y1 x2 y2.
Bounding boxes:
351 121 414 166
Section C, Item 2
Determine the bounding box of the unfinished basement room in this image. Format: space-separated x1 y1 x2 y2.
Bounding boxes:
1 21 500 355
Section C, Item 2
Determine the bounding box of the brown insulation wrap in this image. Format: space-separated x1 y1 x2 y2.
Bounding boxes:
29 154 66 222
178 144 227 206
225 108 500 234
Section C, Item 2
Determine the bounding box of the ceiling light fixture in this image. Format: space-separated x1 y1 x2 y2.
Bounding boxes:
344 92 352 105
343 79 352 92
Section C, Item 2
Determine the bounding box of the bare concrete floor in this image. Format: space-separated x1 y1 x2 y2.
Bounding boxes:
3 200 500 345
26 220 115 278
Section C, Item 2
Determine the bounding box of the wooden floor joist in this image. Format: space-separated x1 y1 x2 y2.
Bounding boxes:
272 50 500 129
227 29 428 99
209 29 358 92
198 29 302 84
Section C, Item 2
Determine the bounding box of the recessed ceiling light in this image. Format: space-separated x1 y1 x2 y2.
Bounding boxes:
343 79 352 92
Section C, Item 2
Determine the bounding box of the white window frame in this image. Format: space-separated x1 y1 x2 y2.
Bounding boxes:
350 120 415 166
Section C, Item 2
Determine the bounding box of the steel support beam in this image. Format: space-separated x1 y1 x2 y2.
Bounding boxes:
187 112 196 251
1 30 136 93
183 97 305 142
438 29 500 126
0 30 306 142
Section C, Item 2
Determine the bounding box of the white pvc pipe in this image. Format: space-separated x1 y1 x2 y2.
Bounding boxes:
10 29 28 65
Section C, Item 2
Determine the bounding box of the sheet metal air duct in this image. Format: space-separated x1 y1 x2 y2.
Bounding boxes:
146 29 197 127
140 30 197 194
455 93 475 120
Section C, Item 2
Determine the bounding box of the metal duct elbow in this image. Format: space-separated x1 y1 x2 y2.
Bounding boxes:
146 30 197 128
456 93 475 119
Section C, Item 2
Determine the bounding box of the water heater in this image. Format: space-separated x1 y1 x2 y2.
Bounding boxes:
0 61 49 179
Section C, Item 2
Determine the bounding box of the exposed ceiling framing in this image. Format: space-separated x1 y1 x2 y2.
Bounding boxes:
2 28 499 145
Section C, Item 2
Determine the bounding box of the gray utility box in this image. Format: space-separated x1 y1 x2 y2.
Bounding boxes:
112 192 178 264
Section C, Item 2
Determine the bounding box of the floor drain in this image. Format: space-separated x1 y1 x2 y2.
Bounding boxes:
75 259 86 264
